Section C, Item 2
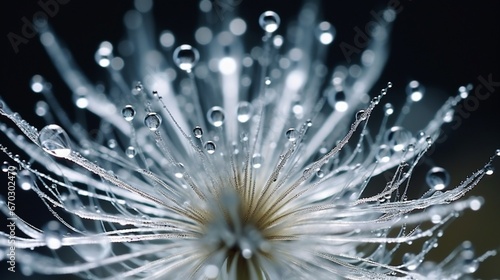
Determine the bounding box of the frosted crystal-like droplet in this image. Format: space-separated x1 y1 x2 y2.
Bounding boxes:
122 105 136 121
38 124 72 158
426 167 450 191
259 11 280 33
207 106 225 127
173 44 199 72
144 113 162 131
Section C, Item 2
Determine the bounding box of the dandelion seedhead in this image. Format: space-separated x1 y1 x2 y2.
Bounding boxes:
0 1 498 279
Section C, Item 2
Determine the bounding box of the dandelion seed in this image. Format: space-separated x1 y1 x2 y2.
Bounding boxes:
0 1 498 280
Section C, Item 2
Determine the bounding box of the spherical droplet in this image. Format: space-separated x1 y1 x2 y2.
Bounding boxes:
107 139 117 149
204 264 219 279
376 145 392 163
316 21 335 45
484 164 494 175
236 101 253 123
122 105 136 121
204 141 216 154
406 80 424 102
285 128 298 141
30 75 45 93
193 126 203 138
384 103 394 116
252 154 263 169
1 162 9 172
144 112 162 131
125 146 136 158
384 126 411 152
17 169 33 191
259 11 280 33
355 110 366 121
43 221 64 250
173 44 199 72
496 149 500 156
426 167 450 191
38 124 72 158
207 106 225 127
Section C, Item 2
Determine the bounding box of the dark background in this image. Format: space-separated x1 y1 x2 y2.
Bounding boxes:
1 0 499 279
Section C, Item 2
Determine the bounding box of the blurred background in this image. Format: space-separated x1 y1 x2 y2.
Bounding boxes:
1 0 499 279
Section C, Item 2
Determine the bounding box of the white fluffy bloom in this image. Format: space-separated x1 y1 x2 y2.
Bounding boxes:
0 1 498 279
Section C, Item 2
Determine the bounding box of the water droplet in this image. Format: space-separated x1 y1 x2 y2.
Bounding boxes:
122 105 136 121
484 164 494 175
43 221 64 250
462 259 479 273
174 163 184 179
236 101 252 123
125 146 136 158
316 169 325 178
426 167 450 191
355 110 366 121
193 126 203 138
496 148 500 156
1 162 9 172
107 139 117 149
30 75 45 93
252 154 263 169
17 170 33 191
242 248 253 259
402 253 420 271
376 145 392 163
406 80 424 102
38 124 72 158
74 238 111 262
144 113 162 131
315 21 335 45
384 126 411 152
204 264 219 279
95 41 113 67
207 106 225 127
204 141 216 154
384 103 394 116
285 128 298 141
426 136 433 145
173 44 199 72
259 11 280 33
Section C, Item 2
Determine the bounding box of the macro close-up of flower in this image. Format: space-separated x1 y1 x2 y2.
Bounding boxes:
1 0 499 279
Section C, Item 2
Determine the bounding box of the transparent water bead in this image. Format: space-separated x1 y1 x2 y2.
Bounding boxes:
375 145 392 163
144 112 162 131
95 41 113 68
121 105 136 121
384 126 412 152
316 21 336 45
43 221 64 250
173 44 199 72
426 167 450 191
406 80 424 102
207 106 225 127
236 101 252 123
259 11 280 33
125 146 136 158
193 126 203 138
252 154 263 169
38 124 72 158
17 169 34 191
30 75 45 93
204 141 216 154
286 128 298 141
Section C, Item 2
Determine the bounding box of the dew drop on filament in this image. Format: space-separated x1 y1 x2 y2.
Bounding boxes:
193 126 203 139
122 105 136 121
38 124 72 158
204 141 216 154
207 107 225 127
144 113 162 131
